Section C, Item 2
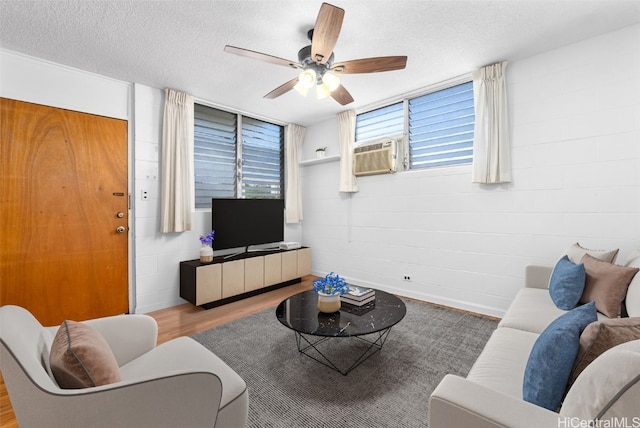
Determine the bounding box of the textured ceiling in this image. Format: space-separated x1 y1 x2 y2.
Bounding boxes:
1 0 639 126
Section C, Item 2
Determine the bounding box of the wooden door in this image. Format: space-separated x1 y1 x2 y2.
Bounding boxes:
1 98 129 325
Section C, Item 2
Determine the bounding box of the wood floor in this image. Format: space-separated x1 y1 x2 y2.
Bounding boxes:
0 278 314 428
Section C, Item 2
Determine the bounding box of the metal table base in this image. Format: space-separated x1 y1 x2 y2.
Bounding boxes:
294 327 393 376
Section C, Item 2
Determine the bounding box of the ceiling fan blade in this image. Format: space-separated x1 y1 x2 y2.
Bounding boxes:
224 45 301 68
264 77 299 99
311 3 345 64
330 85 354 105
332 56 408 74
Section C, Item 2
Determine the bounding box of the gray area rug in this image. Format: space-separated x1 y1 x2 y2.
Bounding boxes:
192 299 498 428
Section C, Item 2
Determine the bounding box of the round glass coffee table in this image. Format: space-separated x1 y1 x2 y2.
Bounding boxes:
276 289 406 375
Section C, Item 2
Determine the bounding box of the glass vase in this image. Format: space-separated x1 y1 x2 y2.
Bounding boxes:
199 244 213 263
317 292 341 313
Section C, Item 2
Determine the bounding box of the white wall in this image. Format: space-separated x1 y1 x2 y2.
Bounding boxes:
132 85 302 313
3 23 638 316
0 51 300 314
300 24 640 317
0 50 130 120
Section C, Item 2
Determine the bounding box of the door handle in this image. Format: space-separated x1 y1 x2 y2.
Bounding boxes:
116 226 126 234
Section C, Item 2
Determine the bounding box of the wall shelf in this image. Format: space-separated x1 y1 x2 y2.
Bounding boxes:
300 155 340 166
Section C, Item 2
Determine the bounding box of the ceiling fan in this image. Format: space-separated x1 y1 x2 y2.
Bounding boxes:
224 2 407 105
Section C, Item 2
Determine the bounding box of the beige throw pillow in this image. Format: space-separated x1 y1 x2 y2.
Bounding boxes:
50 319 121 389
568 318 640 389
580 254 639 318
565 243 618 264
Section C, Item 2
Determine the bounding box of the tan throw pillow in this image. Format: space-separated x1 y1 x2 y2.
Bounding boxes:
568 318 640 389
50 320 121 389
565 242 618 264
624 250 640 317
580 254 639 318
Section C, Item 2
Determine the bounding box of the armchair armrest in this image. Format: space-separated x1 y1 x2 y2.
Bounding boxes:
14 369 223 428
82 314 158 366
525 265 553 290
429 375 560 428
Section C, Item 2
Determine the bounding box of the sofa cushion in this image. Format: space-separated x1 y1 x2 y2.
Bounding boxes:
549 255 585 310
499 288 606 334
580 254 639 318
565 243 618 264
560 340 640 421
624 250 640 317
499 288 567 334
523 301 597 411
50 320 122 389
467 327 540 399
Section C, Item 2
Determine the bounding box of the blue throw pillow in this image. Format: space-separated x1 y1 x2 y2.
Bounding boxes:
549 255 586 310
523 301 597 411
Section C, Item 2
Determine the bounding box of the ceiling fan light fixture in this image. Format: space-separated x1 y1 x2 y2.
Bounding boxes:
316 83 331 100
294 81 310 97
322 71 340 92
226 3 406 106
298 69 317 89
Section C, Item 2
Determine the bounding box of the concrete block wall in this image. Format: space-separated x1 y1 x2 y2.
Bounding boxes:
299 24 640 317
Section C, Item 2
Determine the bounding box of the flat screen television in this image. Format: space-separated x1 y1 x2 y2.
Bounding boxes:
211 198 284 252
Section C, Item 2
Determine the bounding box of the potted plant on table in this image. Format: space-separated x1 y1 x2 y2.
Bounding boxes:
313 272 349 313
199 230 215 263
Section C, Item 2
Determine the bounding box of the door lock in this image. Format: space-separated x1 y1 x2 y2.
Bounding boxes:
116 226 126 234
116 212 125 218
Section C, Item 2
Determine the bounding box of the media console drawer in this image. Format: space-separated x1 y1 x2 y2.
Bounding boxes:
180 247 311 309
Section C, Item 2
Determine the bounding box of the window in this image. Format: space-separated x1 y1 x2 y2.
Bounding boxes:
408 81 474 169
355 102 404 142
355 80 474 170
194 104 284 208
240 117 284 199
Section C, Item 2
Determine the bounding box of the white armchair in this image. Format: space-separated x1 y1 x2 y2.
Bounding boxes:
0 305 248 428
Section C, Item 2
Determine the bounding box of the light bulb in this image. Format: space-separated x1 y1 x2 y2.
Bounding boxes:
316 83 330 100
322 72 340 92
298 69 316 89
294 81 310 97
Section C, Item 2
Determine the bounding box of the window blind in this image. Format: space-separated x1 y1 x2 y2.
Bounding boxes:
194 105 237 208
408 81 474 169
355 102 404 142
241 117 283 199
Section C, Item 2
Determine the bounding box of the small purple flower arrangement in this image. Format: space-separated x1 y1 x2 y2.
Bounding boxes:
312 272 349 296
199 230 215 246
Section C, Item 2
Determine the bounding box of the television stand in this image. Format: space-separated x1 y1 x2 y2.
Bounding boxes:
180 247 311 309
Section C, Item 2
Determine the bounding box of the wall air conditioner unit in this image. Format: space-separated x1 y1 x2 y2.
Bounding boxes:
353 138 397 176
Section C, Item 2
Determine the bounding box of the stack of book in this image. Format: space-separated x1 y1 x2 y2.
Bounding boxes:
341 285 375 306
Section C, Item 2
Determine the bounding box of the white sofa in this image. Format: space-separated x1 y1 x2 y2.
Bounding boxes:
429 249 640 428
0 305 248 428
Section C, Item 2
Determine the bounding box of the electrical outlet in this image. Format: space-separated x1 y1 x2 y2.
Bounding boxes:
141 190 149 200
403 275 411 281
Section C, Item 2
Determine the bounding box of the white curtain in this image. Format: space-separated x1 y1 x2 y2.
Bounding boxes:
285 124 306 223
160 88 194 233
337 110 359 193
472 61 511 184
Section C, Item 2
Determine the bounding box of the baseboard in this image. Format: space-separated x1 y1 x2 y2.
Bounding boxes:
311 270 506 319
135 297 188 315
